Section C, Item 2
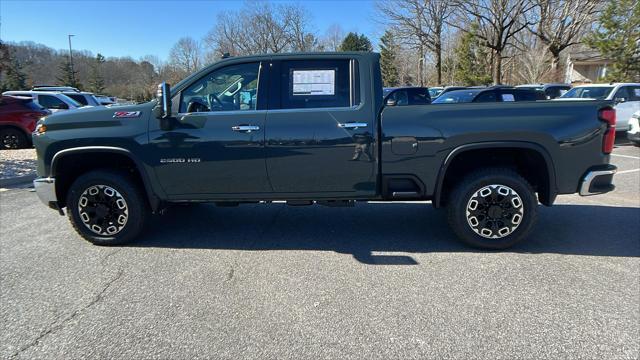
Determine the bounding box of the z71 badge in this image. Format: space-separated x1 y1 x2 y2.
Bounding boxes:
113 111 141 118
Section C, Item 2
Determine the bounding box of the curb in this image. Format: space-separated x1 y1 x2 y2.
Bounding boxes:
0 174 36 187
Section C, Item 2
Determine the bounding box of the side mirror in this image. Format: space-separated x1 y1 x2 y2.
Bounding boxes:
153 82 174 130
386 98 397 106
51 103 69 110
615 97 626 104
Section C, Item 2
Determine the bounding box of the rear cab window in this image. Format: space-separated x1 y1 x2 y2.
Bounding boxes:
275 59 360 110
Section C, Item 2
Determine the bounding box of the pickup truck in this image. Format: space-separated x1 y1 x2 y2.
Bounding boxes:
32 52 617 249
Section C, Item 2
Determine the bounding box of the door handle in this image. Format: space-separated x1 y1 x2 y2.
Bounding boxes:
338 122 368 129
231 125 260 133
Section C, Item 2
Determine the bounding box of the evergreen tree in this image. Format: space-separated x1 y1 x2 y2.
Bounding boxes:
0 42 28 91
56 59 80 88
585 0 640 82
339 32 373 52
453 25 492 86
88 53 106 94
379 30 400 87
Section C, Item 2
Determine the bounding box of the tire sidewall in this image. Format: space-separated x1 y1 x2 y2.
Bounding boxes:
449 171 537 249
1 128 27 149
67 171 146 245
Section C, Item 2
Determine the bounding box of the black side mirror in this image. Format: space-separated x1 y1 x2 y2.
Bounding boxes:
153 82 173 130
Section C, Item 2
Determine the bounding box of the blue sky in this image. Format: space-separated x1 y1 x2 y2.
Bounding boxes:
1 0 379 61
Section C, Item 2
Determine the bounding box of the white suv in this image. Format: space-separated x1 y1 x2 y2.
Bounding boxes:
558 83 640 131
2 91 83 113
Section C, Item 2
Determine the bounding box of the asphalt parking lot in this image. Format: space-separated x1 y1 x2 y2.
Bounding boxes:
1 143 638 359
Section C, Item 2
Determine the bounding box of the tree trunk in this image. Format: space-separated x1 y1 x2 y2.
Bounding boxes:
418 42 425 87
436 43 442 85
494 50 502 85
550 51 561 82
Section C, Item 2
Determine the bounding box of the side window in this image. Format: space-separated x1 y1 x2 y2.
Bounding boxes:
614 87 630 100
408 88 431 105
180 62 261 113
514 90 539 101
38 95 67 109
393 90 409 105
66 94 88 105
279 59 359 109
628 86 640 101
475 91 497 102
500 92 516 102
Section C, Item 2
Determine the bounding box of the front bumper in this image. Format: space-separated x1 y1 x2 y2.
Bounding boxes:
579 165 617 196
33 177 60 210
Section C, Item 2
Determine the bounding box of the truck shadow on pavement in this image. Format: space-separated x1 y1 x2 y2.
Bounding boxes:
132 203 640 264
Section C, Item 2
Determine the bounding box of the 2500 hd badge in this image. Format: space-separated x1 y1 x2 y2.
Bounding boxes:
32 52 617 249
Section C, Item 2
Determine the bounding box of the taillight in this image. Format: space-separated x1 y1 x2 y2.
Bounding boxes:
599 108 616 154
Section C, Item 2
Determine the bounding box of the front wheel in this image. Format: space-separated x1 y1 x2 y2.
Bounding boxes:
0 128 28 149
447 168 538 249
66 170 148 245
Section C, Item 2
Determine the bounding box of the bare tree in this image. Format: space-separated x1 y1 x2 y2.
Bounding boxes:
168 37 201 74
449 0 535 84
322 24 345 51
204 1 317 57
377 0 453 85
527 0 601 81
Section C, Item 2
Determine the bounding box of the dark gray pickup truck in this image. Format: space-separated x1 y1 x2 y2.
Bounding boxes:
32 52 617 249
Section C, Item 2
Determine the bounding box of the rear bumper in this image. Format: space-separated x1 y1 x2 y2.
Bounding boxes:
33 177 60 210
579 165 617 196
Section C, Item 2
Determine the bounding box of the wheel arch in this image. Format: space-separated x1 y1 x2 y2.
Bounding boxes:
50 146 161 211
433 141 557 208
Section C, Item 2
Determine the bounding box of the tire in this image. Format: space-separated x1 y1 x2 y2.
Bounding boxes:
0 128 28 149
446 168 537 249
66 169 148 245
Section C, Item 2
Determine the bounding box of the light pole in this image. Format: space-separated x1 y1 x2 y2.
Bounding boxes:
67 34 75 85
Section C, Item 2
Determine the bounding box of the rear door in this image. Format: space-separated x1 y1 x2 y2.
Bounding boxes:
264 56 377 197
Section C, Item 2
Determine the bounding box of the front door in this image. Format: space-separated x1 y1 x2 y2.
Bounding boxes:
149 61 271 198
264 58 377 197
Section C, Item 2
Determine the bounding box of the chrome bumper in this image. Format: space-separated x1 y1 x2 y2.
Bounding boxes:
579 166 617 196
33 177 58 208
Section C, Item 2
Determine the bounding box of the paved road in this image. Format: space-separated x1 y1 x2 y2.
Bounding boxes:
1 145 638 359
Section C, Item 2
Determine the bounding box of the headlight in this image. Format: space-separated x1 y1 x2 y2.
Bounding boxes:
35 123 47 135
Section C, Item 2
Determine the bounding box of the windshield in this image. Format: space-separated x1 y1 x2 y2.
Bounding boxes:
561 86 614 100
432 90 480 103
383 88 395 98
57 93 83 107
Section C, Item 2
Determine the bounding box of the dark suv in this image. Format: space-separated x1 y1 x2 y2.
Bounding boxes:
432 86 546 104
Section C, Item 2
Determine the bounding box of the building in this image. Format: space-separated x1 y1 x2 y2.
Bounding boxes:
564 48 610 84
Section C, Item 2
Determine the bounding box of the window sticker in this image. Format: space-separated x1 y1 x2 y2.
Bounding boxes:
501 93 515 102
292 69 335 96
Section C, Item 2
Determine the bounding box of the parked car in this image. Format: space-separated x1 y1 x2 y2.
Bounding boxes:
32 52 616 250
383 87 431 106
2 91 83 113
627 111 640 146
435 86 467 98
432 86 546 104
31 87 101 107
558 83 640 131
516 83 571 99
0 95 50 149
32 85 81 92
428 87 444 98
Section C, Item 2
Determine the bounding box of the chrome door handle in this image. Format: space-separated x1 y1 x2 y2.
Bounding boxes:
231 125 260 132
338 122 368 129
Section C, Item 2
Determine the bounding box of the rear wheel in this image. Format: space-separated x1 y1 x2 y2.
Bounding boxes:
0 128 28 149
447 168 537 249
66 170 148 245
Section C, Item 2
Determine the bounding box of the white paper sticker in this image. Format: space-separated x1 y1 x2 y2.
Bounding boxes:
501 94 515 102
292 70 335 96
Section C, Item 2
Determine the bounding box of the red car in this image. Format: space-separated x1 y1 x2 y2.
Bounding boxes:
0 95 50 149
